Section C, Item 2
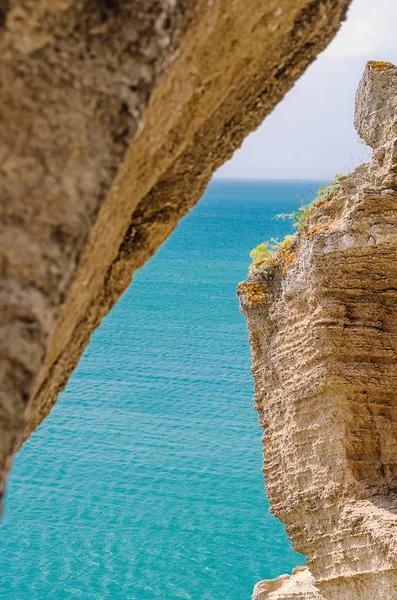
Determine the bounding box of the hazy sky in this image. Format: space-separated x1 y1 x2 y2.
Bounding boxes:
216 0 397 180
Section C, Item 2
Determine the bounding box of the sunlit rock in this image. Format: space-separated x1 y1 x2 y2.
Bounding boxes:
239 61 397 599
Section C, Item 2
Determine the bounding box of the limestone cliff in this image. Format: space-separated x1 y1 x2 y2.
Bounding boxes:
0 1 351 502
239 61 397 599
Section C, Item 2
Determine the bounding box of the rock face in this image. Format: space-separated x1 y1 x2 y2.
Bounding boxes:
239 61 397 600
0 1 351 502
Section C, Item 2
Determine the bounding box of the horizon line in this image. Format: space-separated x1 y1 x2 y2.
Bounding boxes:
211 176 330 182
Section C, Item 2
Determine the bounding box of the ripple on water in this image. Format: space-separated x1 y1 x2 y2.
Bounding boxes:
0 180 315 599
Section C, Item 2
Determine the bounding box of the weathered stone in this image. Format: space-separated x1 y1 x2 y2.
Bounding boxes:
253 567 323 599
0 0 351 504
239 61 397 599
354 61 397 149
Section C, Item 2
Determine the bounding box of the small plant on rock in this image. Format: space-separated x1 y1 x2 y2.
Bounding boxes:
249 174 344 270
249 235 294 266
276 173 344 228
249 242 271 263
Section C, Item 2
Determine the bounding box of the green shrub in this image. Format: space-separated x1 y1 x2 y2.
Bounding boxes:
249 242 271 262
249 174 344 267
249 235 294 265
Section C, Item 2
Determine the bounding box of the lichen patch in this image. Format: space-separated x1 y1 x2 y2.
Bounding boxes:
368 60 396 72
238 282 268 304
305 225 331 241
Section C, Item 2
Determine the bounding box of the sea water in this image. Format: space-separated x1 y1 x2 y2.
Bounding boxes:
0 179 323 600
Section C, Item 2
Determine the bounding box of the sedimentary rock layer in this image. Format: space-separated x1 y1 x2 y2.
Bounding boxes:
0 1 351 501
239 62 397 599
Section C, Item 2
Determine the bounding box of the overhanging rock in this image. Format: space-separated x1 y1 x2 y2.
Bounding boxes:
0 1 351 504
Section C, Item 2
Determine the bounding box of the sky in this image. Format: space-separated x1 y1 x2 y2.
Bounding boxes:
215 0 397 180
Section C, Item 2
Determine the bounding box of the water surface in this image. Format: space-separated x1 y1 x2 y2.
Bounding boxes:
0 179 322 599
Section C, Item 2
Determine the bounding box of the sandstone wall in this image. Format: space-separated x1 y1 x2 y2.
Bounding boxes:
0 0 351 502
239 62 397 599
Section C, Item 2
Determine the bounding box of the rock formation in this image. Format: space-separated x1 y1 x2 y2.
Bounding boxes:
0 1 351 503
239 61 397 599
252 567 322 599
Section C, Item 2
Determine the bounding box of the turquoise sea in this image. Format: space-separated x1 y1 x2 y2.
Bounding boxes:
1 180 322 599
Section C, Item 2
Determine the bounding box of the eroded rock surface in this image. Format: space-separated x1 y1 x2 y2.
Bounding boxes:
239 61 397 599
253 567 323 599
0 1 351 502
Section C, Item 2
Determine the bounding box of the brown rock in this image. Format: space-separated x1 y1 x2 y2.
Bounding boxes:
239 61 397 599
